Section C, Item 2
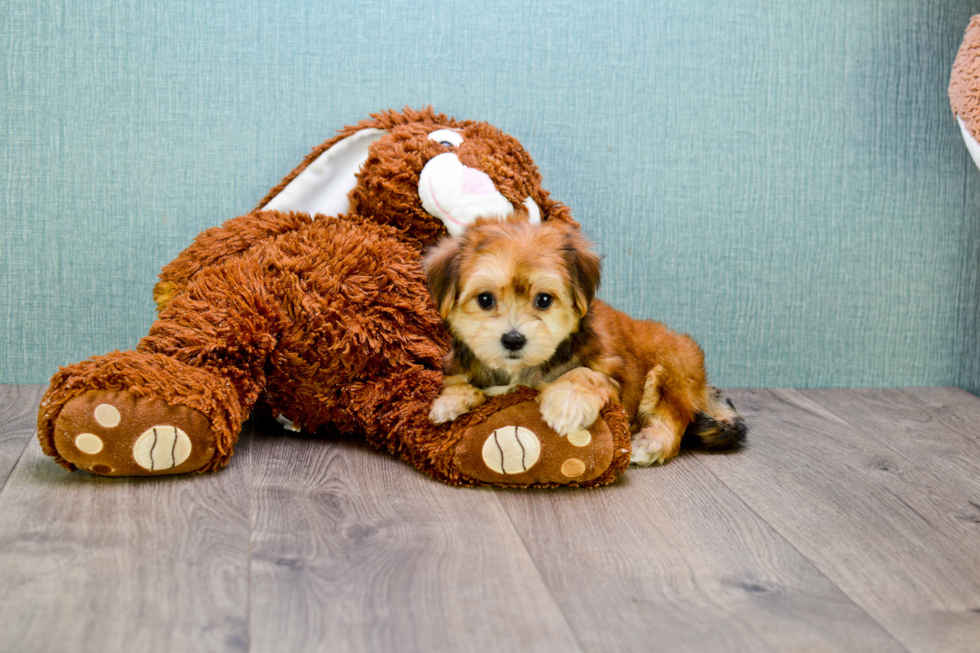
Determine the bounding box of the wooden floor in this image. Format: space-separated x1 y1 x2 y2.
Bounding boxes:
1 386 979 652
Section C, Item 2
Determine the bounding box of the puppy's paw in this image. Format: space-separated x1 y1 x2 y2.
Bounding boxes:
429 384 486 425
630 421 681 466
429 396 465 424
538 368 611 436
539 393 601 436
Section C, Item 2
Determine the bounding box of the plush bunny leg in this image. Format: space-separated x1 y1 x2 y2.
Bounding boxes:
39 215 441 476
347 369 630 487
39 254 283 476
153 210 315 312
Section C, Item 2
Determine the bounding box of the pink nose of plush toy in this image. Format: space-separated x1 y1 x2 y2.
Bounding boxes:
460 167 497 196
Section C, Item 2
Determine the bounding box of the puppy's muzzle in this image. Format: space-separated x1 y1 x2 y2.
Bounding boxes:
501 331 527 351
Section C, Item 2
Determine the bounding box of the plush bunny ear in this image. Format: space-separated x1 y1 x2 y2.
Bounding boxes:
259 128 387 216
956 117 980 171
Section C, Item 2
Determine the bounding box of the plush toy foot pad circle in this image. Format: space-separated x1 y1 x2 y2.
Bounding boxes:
53 390 216 476
454 399 615 486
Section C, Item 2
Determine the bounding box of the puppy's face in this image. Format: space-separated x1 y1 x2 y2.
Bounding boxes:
425 217 601 374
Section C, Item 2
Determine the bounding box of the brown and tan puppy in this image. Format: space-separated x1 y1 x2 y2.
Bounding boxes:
424 216 746 465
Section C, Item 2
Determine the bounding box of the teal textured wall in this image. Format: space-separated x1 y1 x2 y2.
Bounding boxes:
3 1 979 392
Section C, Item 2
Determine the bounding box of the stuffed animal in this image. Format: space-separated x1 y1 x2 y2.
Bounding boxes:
37 108 631 488
951 15 980 172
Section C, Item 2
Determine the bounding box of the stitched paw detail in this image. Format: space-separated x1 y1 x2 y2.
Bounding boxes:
132 426 192 471
481 426 541 474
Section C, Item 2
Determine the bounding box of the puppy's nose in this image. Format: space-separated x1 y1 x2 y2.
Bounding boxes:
501 331 526 351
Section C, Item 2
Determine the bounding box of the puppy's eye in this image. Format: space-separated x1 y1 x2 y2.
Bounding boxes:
477 292 496 310
535 293 553 309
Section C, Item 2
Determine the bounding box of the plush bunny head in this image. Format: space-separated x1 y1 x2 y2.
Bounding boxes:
951 15 980 172
258 107 576 246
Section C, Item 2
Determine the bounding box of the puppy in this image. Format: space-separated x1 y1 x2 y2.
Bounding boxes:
423 216 746 465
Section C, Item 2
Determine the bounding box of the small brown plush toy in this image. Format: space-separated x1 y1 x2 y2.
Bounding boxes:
38 108 631 487
951 15 980 172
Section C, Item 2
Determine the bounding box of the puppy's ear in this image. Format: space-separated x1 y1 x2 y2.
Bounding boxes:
562 230 602 318
423 236 463 318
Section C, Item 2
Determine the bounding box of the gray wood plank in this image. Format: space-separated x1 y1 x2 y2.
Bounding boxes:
0 417 252 653
698 388 980 653
248 416 583 653
805 387 980 509
905 387 980 413
0 385 44 490
497 453 905 653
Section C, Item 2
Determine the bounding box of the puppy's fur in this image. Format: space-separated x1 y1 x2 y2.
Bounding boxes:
424 217 746 465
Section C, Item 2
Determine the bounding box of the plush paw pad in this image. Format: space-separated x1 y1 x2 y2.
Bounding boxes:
53 390 216 476
454 399 616 485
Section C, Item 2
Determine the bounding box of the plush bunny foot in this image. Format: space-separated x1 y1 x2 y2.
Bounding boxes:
52 390 216 476
448 388 631 488
38 351 245 476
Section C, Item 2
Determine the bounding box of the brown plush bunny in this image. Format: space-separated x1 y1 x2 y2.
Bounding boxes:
37 108 631 487
951 15 980 171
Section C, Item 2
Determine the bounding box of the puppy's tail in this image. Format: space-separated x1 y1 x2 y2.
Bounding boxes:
684 389 747 450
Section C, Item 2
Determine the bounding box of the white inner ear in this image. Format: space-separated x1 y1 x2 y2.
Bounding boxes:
957 116 980 172
523 197 541 224
260 128 386 217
